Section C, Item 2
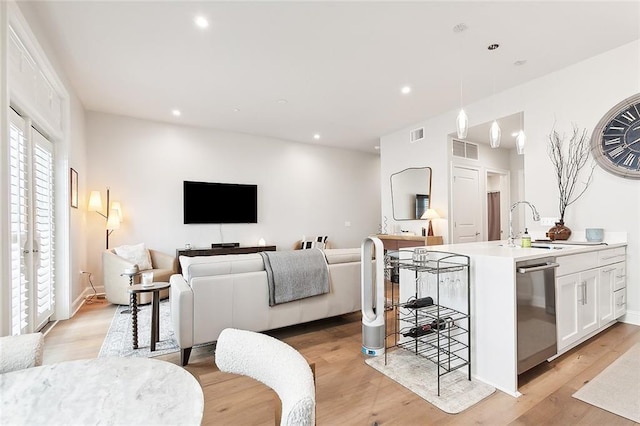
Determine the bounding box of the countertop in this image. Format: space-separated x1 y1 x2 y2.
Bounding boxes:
398 239 627 262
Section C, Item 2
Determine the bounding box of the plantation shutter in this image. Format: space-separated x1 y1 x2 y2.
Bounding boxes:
9 109 30 335
9 107 56 334
32 129 55 330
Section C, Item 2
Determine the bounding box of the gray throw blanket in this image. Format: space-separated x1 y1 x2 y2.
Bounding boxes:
260 249 330 306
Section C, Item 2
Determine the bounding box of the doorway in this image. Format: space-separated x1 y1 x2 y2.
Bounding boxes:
486 170 510 242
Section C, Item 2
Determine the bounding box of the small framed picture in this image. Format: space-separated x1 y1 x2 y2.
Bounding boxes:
70 168 78 209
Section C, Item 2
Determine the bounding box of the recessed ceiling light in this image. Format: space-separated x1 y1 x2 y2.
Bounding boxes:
401 86 411 94
172 109 181 117
487 43 500 51
194 16 209 29
313 134 320 140
233 107 240 112
514 60 527 66
277 99 288 104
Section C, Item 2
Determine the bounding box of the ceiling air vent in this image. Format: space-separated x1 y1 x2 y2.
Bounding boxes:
409 127 425 143
452 139 479 160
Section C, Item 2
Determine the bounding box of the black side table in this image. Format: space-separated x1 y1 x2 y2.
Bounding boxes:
120 269 140 314
127 282 171 351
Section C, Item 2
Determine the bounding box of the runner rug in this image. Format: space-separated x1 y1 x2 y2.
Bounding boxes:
365 348 495 414
98 300 180 358
572 342 640 422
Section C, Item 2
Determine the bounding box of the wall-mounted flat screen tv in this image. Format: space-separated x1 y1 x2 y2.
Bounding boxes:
183 180 258 224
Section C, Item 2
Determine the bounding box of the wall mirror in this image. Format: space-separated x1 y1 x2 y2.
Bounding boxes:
390 167 432 220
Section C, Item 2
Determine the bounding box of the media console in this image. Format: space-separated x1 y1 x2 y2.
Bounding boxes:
175 245 277 273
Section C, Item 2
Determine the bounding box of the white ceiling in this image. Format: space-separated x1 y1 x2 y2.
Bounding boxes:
23 1 640 153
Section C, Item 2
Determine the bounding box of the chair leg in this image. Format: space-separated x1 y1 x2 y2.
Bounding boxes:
181 347 192 366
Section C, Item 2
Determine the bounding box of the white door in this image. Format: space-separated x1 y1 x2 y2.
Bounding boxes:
452 166 481 243
556 273 580 351
9 108 56 334
579 270 599 337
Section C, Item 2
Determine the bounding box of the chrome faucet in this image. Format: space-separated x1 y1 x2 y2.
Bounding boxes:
508 201 541 247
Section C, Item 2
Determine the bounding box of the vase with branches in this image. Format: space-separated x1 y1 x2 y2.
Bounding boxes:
546 124 595 239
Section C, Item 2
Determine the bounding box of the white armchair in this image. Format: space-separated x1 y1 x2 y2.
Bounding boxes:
215 328 315 425
102 248 177 305
0 332 44 374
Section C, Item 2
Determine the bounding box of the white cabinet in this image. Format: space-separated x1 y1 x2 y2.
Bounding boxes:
598 247 627 322
614 288 626 318
599 262 625 324
556 269 598 351
556 246 626 353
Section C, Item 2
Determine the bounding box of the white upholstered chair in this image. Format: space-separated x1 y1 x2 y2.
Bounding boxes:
0 332 44 374
215 328 316 426
102 248 177 305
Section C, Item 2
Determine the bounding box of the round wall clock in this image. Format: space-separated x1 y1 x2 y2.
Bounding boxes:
590 93 640 179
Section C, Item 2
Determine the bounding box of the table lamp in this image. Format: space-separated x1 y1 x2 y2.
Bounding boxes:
421 208 440 237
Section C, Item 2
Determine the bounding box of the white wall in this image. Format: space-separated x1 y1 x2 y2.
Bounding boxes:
381 40 640 324
85 112 381 286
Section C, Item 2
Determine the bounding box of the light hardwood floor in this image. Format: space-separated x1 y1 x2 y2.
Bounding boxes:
43 300 639 425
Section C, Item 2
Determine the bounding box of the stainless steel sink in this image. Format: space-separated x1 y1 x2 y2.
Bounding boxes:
530 244 565 250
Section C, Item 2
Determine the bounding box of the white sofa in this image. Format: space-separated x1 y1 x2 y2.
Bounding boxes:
170 248 362 365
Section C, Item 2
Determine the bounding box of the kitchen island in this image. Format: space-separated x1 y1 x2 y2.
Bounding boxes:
395 238 627 397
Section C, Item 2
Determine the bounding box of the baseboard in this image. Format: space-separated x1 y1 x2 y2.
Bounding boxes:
620 309 640 326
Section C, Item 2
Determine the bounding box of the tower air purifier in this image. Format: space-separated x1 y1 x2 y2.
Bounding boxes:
361 236 385 356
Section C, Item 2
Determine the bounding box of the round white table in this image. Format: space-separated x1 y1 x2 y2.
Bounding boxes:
0 357 204 425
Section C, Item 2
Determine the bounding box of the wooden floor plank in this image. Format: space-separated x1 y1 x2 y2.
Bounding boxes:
41 301 639 425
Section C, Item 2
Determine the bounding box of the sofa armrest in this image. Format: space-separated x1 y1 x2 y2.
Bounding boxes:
170 274 194 351
150 249 178 272
102 249 137 305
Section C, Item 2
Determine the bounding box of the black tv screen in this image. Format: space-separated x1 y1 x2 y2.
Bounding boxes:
183 180 257 224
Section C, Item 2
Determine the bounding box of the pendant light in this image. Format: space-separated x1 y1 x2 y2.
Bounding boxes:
456 109 468 139
454 23 469 139
489 120 501 148
515 60 527 155
488 43 501 148
516 130 526 154
516 110 526 154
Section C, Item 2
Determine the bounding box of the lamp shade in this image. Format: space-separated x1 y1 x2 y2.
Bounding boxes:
106 209 121 230
110 201 122 221
516 130 526 155
421 208 440 220
88 191 103 212
456 109 469 139
489 120 501 148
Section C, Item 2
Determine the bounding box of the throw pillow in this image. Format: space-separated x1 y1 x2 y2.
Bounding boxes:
114 243 153 270
300 235 328 250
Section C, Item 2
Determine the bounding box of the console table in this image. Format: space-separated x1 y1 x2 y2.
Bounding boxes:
176 245 276 273
375 234 443 251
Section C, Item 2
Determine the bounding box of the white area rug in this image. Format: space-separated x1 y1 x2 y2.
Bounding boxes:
98 300 180 358
572 342 640 422
365 348 495 414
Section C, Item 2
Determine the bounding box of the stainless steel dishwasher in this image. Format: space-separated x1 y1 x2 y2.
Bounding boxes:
516 257 559 374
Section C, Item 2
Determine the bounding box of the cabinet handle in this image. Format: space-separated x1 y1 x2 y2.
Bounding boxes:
616 274 626 279
602 267 615 273
584 282 588 305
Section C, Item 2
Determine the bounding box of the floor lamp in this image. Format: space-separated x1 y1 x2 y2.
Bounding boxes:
88 188 121 249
